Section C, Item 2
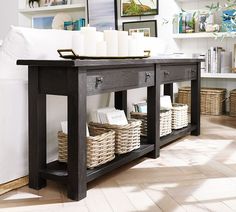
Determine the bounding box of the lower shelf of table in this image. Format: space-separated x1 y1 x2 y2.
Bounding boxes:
40 144 155 183
40 124 196 183
160 124 197 147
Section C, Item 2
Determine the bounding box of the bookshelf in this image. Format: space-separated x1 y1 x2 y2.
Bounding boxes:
173 32 236 39
19 3 85 15
18 0 86 28
201 73 236 79
172 0 236 110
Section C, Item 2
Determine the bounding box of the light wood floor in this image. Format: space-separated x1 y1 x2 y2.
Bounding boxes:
1 115 236 212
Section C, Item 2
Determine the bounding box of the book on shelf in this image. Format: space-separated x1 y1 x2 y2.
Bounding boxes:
205 47 232 74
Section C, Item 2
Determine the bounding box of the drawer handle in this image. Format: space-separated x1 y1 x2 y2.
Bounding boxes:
164 71 170 76
145 72 151 82
96 76 103 87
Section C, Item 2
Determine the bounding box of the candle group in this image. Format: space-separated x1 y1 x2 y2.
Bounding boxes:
72 26 146 57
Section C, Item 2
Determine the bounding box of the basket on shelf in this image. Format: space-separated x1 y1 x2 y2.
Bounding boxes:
230 89 236 117
58 127 115 169
160 110 172 137
130 112 147 136
89 119 142 155
178 87 226 115
178 87 191 112
130 110 172 137
172 103 188 130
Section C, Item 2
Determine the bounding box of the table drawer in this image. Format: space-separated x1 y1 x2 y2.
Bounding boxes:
87 66 155 95
160 65 197 83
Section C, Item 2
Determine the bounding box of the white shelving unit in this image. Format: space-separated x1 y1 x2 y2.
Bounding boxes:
201 73 236 79
19 3 85 15
173 32 236 39
18 0 86 28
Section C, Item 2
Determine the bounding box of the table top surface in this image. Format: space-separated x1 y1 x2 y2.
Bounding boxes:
17 56 204 68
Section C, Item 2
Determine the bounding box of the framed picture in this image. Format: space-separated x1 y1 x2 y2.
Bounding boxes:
43 0 70 6
87 0 118 31
32 16 54 29
222 10 236 32
122 20 157 37
121 0 158 17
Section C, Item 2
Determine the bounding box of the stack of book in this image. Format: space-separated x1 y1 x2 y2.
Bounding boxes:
205 47 232 73
91 107 128 125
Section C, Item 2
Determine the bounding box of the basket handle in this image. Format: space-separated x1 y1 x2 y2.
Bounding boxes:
57 49 77 58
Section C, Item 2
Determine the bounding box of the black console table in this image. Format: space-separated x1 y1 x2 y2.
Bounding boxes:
17 57 201 201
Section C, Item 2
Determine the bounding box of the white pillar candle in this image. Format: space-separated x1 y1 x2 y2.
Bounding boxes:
118 31 129 56
96 41 107 56
72 31 84 56
96 31 105 43
81 26 97 56
128 37 138 57
104 30 118 56
132 32 145 56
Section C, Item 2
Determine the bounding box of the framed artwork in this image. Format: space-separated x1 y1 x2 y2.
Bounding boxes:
87 0 118 31
121 0 158 17
222 10 236 32
32 16 54 29
43 0 71 6
122 20 157 37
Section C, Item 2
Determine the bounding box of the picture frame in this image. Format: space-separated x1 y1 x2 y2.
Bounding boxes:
32 15 54 29
87 0 118 31
121 0 158 17
122 20 157 37
43 0 70 7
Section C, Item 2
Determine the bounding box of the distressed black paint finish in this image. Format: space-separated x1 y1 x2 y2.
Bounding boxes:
19 58 202 201
28 66 47 190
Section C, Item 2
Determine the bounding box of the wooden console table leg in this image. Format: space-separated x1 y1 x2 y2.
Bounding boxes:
164 83 174 102
147 65 161 158
191 63 201 136
115 91 127 116
67 69 87 201
28 66 47 189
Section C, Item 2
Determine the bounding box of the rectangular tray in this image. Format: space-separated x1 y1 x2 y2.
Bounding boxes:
58 49 150 60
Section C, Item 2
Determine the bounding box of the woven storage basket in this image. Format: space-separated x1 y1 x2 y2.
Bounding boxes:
58 128 115 169
230 89 236 117
89 119 141 154
130 110 172 137
201 88 226 115
178 87 226 115
160 110 172 137
178 87 191 112
130 112 147 136
172 103 188 130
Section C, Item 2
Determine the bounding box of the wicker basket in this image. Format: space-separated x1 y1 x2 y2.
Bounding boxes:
130 110 172 137
89 119 141 154
178 87 191 112
130 112 147 136
172 103 188 130
160 110 172 137
58 128 115 169
178 87 226 115
230 89 236 117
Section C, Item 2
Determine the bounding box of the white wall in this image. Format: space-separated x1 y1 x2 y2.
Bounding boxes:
0 1 18 40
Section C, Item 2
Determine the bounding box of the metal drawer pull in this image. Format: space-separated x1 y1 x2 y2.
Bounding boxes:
164 71 170 76
96 76 104 87
145 72 151 82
